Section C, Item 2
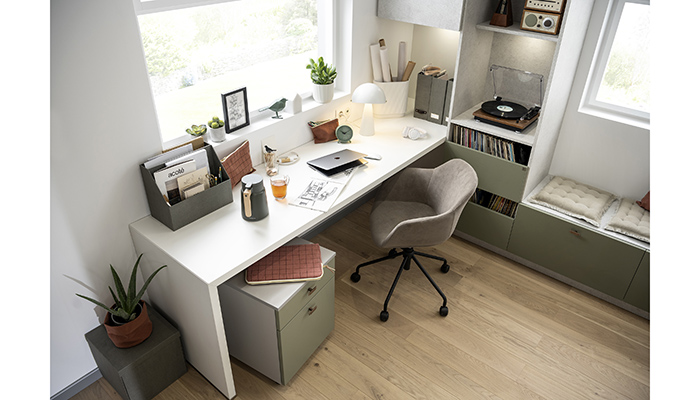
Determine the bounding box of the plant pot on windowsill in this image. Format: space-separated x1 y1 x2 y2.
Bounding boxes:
104 300 153 348
208 116 226 143
307 57 337 104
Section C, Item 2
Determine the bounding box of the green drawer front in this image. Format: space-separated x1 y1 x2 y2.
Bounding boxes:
445 141 528 201
277 262 334 330
508 205 645 299
279 280 335 384
456 202 514 249
624 251 649 312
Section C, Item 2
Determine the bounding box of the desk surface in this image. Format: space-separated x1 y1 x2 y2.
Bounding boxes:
130 116 446 286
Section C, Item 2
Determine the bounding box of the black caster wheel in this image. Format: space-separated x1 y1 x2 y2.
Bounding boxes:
350 272 361 283
439 306 449 317
441 263 450 273
380 310 389 322
388 248 398 257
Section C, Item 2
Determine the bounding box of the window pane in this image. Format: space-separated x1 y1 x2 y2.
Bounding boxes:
138 0 319 142
596 2 649 113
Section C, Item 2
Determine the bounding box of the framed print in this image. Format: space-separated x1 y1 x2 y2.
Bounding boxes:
221 87 250 133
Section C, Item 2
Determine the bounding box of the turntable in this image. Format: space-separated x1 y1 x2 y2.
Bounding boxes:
473 65 544 133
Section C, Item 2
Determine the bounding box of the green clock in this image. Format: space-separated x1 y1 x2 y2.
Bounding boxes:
335 124 353 144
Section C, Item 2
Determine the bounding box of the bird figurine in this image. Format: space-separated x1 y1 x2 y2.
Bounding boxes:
258 97 288 119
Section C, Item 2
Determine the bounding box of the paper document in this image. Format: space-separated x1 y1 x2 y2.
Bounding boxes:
290 167 359 212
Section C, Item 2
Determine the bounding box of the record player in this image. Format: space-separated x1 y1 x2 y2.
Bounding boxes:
473 65 544 133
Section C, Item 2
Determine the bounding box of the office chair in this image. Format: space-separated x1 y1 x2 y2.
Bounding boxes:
351 158 478 321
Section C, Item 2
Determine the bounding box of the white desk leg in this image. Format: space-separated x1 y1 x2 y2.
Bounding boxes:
131 231 236 399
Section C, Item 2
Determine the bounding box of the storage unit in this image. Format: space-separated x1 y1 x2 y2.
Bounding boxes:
624 251 650 311
219 238 336 385
84 304 187 400
508 203 647 302
377 0 465 31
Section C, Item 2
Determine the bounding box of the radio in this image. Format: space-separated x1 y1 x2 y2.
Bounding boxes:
520 10 561 35
525 0 566 14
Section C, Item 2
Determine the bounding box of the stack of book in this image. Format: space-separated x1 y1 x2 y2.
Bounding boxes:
470 189 518 218
450 125 531 165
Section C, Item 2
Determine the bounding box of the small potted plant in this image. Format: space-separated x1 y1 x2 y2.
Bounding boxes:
208 116 226 142
76 254 167 348
306 56 337 104
186 124 207 137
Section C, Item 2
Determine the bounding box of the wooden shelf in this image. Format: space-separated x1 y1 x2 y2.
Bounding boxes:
450 104 537 147
476 21 559 42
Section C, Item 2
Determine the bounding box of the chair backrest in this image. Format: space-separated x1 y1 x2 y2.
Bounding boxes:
426 158 478 234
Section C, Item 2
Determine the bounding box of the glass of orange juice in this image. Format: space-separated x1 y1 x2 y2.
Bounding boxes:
270 175 290 200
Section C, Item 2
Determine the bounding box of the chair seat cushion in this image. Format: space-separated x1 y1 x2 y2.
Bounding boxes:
370 200 436 248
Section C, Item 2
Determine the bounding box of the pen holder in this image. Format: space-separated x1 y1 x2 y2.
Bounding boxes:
373 79 409 119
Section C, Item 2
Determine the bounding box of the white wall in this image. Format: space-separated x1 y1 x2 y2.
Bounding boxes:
548 0 649 199
51 0 165 395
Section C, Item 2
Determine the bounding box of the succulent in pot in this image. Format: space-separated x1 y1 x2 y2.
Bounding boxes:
306 57 337 104
208 116 226 142
76 254 167 348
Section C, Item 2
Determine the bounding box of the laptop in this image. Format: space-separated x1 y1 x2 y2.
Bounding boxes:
307 149 368 176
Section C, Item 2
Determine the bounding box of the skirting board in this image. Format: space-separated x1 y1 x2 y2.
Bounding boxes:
51 368 102 400
452 230 650 320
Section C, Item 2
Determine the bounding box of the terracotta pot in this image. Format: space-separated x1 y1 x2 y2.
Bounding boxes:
103 300 153 348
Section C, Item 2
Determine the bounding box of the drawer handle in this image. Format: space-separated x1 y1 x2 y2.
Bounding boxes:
307 285 317 296
308 305 318 315
570 229 580 237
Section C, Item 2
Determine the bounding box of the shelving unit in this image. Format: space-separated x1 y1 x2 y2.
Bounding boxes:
444 0 595 248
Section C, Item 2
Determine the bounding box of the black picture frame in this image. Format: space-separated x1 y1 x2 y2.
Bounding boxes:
221 87 250 133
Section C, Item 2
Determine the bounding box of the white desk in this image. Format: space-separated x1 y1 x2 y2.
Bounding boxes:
129 116 446 398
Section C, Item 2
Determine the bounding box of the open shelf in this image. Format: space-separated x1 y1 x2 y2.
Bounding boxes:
476 21 559 42
451 104 537 146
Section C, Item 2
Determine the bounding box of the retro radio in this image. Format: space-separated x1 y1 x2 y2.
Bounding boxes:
520 0 566 35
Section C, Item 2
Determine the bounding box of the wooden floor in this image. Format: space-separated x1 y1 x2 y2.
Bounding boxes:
73 201 650 400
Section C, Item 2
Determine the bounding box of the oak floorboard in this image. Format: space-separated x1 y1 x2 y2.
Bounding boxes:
73 200 649 400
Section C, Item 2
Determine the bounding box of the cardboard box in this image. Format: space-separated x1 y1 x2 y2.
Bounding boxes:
140 143 233 231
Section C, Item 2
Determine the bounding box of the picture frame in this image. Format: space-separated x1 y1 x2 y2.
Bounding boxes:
221 87 250 133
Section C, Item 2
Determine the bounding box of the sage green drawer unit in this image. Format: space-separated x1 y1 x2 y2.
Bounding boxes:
624 251 649 312
507 205 645 299
445 141 529 202
279 280 334 384
219 238 335 385
456 202 514 249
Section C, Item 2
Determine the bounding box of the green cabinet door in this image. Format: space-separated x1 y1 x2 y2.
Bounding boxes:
456 202 514 249
508 205 645 300
624 251 649 312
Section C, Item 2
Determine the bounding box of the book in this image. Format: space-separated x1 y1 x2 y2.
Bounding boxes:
165 147 210 174
245 244 324 285
143 143 193 170
153 159 197 203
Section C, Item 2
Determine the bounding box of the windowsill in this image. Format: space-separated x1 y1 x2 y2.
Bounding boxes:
162 89 351 151
578 104 650 131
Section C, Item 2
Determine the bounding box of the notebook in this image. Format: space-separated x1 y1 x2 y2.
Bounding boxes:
245 243 324 285
307 149 367 176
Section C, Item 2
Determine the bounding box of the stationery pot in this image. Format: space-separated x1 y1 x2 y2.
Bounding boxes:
312 83 334 104
241 174 269 221
103 300 153 348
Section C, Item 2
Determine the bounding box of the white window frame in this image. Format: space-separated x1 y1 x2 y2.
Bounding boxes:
580 0 649 129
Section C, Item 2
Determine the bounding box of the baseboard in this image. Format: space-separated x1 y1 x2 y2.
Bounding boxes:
51 368 102 400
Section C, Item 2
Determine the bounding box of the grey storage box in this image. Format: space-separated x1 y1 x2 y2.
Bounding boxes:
140 143 233 231
85 304 187 400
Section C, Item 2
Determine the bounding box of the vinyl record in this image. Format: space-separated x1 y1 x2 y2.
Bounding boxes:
481 100 527 119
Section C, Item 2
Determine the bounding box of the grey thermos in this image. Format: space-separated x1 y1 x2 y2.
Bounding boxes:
240 174 269 221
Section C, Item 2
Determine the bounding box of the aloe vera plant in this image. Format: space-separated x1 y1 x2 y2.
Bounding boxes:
306 57 337 85
76 254 167 322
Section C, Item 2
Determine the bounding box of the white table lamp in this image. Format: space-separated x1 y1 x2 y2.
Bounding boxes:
352 83 386 136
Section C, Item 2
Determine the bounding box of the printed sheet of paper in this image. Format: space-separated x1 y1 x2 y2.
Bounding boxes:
290 167 358 212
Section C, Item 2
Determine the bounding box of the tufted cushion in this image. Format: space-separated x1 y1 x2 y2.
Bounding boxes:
531 176 616 227
605 198 650 243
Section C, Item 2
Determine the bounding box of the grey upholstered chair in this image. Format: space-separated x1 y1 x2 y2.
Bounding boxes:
351 158 478 321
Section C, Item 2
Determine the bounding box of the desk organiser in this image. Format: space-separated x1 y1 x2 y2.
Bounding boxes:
140 143 233 231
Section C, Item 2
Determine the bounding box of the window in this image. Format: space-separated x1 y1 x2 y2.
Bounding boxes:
581 0 649 128
133 0 333 143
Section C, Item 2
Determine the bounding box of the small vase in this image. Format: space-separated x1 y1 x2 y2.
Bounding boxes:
103 300 153 348
209 126 225 143
312 83 334 104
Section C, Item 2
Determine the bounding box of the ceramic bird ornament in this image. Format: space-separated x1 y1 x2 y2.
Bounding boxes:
259 97 288 119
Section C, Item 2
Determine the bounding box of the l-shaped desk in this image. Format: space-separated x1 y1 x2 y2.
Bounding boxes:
129 116 446 398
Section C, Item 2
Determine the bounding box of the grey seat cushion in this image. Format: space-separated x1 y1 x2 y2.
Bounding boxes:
369 159 478 249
